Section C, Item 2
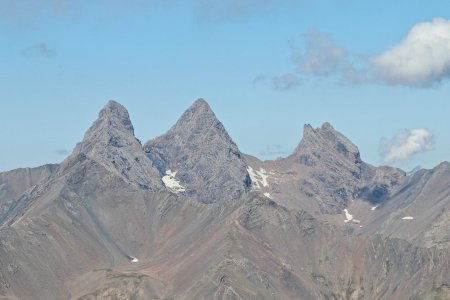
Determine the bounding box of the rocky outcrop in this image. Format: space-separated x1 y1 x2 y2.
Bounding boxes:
243 123 408 215
358 162 406 204
0 164 57 203
69 100 162 190
144 99 250 203
289 123 363 211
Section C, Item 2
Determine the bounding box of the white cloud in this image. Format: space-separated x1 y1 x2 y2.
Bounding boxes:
371 18 450 87
379 129 434 164
258 18 450 90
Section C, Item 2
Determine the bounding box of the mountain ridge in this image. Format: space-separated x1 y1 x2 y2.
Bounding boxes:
0 99 449 299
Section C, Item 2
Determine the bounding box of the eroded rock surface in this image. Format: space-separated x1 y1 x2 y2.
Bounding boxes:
0 99 449 300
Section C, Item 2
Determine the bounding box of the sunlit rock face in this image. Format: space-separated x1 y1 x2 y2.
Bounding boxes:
0 100 449 300
144 99 250 203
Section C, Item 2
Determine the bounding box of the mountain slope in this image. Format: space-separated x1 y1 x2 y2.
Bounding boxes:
243 123 406 218
0 164 58 224
0 99 449 300
0 164 58 203
71 194 450 300
360 161 450 248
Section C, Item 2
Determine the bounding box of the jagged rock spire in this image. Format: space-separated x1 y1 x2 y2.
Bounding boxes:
292 122 361 164
286 122 362 212
144 98 250 203
165 98 226 142
69 100 162 190
98 100 134 133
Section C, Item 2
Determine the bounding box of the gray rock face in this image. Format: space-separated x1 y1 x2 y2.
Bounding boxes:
70 100 162 190
244 123 407 215
144 99 250 203
358 162 406 204
0 99 449 300
292 122 361 164
290 123 363 210
249 122 365 214
0 164 57 203
0 164 58 224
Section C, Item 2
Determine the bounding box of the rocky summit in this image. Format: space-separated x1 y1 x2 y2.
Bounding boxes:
0 99 449 300
70 100 163 190
144 99 250 203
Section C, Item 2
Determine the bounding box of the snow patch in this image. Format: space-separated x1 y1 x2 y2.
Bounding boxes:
344 209 353 223
402 216 414 220
263 192 272 199
162 170 185 193
343 209 360 224
371 206 378 211
247 166 269 189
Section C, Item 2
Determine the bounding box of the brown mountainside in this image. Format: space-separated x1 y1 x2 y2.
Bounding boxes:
0 100 449 299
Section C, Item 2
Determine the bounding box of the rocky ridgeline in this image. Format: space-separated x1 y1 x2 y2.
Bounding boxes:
0 99 449 299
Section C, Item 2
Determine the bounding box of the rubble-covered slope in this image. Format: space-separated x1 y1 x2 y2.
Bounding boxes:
0 99 449 300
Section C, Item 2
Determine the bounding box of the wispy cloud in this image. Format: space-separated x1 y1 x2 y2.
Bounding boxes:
291 28 367 84
34 0 72 12
252 74 268 85
293 29 345 76
21 43 56 58
257 28 367 90
0 0 165 28
260 18 450 90
0 0 72 24
371 18 450 87
271 73 303 90
2 0 300 26
53 148 69 155
379 129 434 165
253 73 302 90
194 0 299 21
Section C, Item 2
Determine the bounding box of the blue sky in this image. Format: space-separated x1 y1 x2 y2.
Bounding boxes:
1 0 450 172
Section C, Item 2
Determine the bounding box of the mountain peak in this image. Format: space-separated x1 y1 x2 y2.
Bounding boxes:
320 122 333 130
103 99 127 112
434 161 450 173
173 98 217 130
293 122 360 161
190 98 210 110
69 100 162 190
288 122 362 212
97 100 134 134
144 98 250 203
